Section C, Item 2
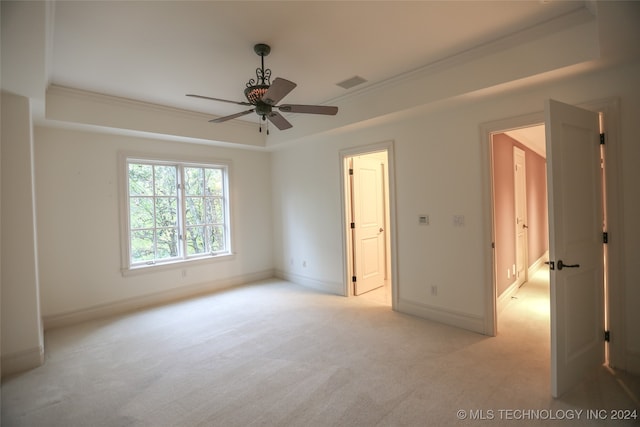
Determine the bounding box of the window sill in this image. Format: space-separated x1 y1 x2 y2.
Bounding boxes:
121 252 235 277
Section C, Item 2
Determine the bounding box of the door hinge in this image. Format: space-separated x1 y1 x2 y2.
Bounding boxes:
350 222 355 229
604 330 610 342
349 168 354 175
600 133 605 145
352 276 357 282
603 232 608 244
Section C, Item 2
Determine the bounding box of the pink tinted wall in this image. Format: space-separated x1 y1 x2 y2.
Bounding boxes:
492 133 548 296
525 144 549 263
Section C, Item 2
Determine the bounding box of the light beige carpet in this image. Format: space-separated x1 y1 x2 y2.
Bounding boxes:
2 270 639 426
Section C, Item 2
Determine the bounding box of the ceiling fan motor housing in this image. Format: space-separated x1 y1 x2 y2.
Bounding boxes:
254 102 272 117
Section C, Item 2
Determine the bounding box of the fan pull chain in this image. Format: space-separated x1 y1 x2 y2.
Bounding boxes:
259 114 269 135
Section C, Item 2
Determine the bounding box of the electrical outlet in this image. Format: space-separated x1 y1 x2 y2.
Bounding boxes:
419 214 430 225
453 215 465 227
302 260 307 268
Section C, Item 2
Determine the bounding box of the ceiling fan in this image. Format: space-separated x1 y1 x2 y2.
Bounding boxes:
187 43 338 134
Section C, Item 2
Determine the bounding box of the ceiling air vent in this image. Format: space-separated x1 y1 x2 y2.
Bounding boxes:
336 75 367 90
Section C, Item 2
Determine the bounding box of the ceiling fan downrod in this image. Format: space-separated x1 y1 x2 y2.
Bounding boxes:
245 44 272 103
255 43 271 85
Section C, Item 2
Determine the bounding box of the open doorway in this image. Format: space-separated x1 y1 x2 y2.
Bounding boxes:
491 126 549 315
482 99 621 397
340 143 396 307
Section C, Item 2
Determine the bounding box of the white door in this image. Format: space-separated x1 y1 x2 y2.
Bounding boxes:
545 99 604 398
352 156 386 295
513 146 528 287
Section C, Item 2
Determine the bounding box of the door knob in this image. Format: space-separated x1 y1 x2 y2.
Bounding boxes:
557 260 580 270
379 228 384 233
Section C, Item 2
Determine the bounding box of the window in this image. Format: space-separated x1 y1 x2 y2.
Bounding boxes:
122 156 231 271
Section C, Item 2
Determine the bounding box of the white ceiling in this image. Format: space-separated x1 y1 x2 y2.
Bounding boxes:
50 0 587 123
505 125 546 158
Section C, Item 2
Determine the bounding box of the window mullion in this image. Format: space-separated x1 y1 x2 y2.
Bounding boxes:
152 165 158 263
181 165 190 259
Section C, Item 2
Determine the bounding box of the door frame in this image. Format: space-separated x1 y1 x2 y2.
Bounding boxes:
339 140 398 309
479 98 625 370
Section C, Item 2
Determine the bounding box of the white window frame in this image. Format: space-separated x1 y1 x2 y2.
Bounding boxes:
119 152 233 275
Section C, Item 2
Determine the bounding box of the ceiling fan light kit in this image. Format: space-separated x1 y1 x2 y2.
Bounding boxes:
187 43 338 134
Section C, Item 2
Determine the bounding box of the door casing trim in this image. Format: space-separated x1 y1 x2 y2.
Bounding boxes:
339 140 398 310
479 97 625 371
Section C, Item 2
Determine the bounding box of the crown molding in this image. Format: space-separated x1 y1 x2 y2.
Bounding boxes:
45 85 265 147
328 5 597 107
266 6 599 147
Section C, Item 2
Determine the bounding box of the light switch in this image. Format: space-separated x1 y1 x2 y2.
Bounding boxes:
418 214 430 225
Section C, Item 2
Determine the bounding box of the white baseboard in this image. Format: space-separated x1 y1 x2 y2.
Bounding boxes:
497 280 520 313
529 251 549 277
275 269 344 296
397 298 486 335
498 251 550 313
277 270 486 335
43 269 275 330
1 345 44 378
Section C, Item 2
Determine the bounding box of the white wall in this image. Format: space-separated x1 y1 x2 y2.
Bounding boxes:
618 77 640 374
34 127 273 323
0 1 49 99
1 92 44 374
271 60 640 373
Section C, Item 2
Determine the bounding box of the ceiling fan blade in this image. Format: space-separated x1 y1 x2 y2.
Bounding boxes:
187 94 252 106
209 109 255 123
266 111 293 130
278 104 338 115
262 78 297 106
